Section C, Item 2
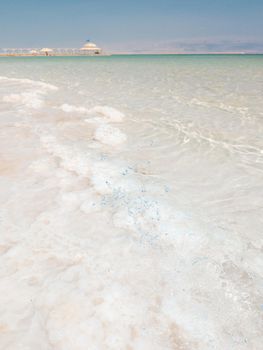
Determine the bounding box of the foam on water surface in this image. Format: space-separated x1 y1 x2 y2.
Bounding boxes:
0 56 263 350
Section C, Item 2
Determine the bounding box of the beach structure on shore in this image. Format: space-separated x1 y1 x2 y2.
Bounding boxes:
0 41 105 56
40 48 54 56
80 41 102 54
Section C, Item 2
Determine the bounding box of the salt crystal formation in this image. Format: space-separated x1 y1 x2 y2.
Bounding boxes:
0 56 262 349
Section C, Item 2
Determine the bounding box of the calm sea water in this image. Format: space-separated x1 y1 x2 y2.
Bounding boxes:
0 55 263 349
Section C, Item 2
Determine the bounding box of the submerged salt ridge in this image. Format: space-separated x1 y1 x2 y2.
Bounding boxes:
0 56 263 350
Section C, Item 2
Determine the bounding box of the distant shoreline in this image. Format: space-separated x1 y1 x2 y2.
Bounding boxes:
111 52 263 55
0 52 262 57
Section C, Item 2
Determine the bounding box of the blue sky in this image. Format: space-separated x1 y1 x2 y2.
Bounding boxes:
0 0 262 52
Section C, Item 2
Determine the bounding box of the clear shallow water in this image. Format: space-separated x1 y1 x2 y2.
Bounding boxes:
0 55 263 349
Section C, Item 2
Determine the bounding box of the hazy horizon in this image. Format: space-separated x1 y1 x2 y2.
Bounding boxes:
0 0 263 53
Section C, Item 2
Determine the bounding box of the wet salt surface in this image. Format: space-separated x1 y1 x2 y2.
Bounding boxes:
0 55 263 349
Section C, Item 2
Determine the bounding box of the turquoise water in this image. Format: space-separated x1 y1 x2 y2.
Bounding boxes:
0 55 263 349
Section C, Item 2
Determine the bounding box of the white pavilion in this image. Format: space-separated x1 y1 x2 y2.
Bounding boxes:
79 41 102 55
